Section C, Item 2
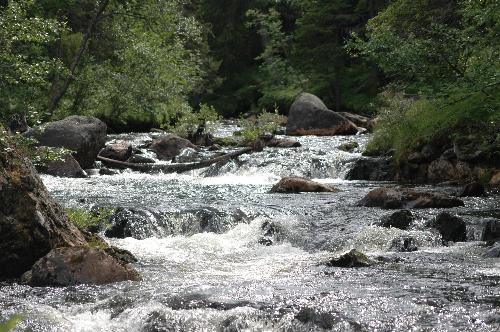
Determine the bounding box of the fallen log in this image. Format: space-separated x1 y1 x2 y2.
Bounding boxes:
97 147 254 173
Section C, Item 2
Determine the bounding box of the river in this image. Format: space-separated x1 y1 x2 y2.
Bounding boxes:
1 129 499 331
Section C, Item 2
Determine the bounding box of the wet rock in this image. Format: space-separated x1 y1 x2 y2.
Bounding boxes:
99 141 133 161
24 246 140 286
389 236 418 252
173 147 200 163
428 212 466 243
480 219 500 242
357 187 464 209
338 112 375 131
39 154 87 178
490 170 500 188
295 308 336 330
99 167 119 175
270 176 340 193
457 182 486 197
258 221 283 246
485 242 500 258
25 115 107 168
324 249 375 268
286 93 358 136
337 141 359 152
378 210 414 230
148 134 196 160
104 246 138 265
346 157 396 181
0 144 87 280
126 154 156 164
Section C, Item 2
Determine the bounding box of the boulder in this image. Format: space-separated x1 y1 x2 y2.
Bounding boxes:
428 212 466 242
148 134 196 160
263 137 301 148
457 182 486 197
40 154 87 178
0 144 87 280
126 154 156 164
346 157 396 181
25 116 106 168
270 176 340 193
480 219 500 242
453 137 482 161
338 112 375 131
324 249 375 268
378 210 414 230
24 246 141 286
357 187 465 209
99 141 132 161
286 93 358 136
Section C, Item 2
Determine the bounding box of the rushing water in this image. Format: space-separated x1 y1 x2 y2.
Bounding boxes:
1 130 499 331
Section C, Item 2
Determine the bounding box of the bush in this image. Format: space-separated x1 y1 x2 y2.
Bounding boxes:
367 91 500 162
236 108 286 140
163 103 220 138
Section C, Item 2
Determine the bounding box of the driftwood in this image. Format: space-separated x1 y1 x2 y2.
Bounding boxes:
97 147 254 173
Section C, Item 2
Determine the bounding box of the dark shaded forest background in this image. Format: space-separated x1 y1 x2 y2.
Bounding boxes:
1 0 498 159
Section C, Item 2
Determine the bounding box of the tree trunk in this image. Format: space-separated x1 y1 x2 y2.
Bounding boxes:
47 0 110 115
97 147 255 173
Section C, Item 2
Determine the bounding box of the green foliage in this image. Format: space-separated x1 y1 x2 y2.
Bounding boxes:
66 207 114 231
0 315 23 332
246 7 305 112
0 0 66 124
236 108 286 140
356 0 500 160
165 103 220 138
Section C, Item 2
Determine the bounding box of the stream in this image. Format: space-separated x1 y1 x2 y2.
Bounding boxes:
1 129 499 331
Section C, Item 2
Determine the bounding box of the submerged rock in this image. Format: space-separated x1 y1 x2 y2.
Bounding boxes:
377 210 414 230
99 141 133 161
0 144 87 280
480 219 500 242
295 308 336 330
148 134 197 160
337 141 359 152
357 187 464 209
324 249 375 268
389 236 418 252
24 246 140 286
485 242 500 258
39 153 87 178
457 181 486 197
428 212 467 243
25 115 107 168
270 176 340 193
286 93 358 136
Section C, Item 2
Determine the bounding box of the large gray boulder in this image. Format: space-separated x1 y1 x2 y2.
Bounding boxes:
0 143 87 280
25 246 141 286
26 116 107 168
286 93 358 136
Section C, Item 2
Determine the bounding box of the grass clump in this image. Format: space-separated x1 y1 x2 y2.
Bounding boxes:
66 207 114 231
236 108 286 141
